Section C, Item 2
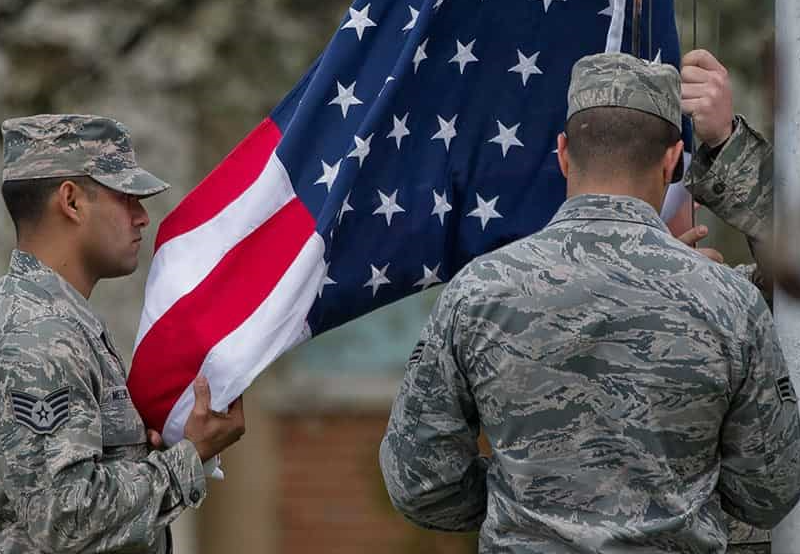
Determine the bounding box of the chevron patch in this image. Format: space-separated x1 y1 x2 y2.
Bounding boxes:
776 376 798 404
10 387 71 435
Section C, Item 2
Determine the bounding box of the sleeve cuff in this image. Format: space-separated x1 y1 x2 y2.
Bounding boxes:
163 439 207 509
685 115 773 243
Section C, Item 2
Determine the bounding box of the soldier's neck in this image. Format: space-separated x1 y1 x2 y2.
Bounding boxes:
567 174 666 214
17 236 97 299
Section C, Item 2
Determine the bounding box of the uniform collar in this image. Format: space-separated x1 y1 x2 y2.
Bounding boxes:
8 249 105 337
548 194 670 234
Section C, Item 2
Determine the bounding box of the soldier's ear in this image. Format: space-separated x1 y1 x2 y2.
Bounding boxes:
56 180 83 224
556 132 569 179
662 140 684 187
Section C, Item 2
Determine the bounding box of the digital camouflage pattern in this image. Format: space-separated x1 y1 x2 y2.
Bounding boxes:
380 193 800 554
0 250 206 554
687 114 777 552
567 53 682 131
1 114 170 197
687 115 773 304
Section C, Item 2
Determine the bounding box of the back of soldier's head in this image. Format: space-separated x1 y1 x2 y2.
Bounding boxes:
566 53 683 179
566 107 681 177
1 176 97 238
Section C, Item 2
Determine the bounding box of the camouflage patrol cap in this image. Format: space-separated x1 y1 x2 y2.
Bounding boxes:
1 114 170 197
567 52 682 131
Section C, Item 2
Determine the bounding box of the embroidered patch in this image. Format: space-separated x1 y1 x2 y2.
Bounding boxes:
10 387 70 434
776 376 797 403
409 340 426 366
111 388 129 401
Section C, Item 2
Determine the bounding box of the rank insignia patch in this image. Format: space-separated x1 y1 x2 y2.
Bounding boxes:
776 376 798 404
10 387 70 434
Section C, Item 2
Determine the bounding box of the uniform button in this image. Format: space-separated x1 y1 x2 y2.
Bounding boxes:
189 489 201 503
712 182 726 194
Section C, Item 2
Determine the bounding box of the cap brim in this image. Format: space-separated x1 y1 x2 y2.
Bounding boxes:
91 167 170 198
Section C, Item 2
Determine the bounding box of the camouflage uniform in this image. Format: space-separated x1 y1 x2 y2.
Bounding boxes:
0 115 204 554
687 116 776 553
687 115 773 304
380 54 800 553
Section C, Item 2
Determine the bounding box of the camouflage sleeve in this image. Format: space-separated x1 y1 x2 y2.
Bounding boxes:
717 293 800 529
0 317 206 554
685 115 773 302
380 291 488 532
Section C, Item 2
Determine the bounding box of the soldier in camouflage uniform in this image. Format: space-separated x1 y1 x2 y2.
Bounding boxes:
680 49 778 554
380 53 800 553
0 115 246 553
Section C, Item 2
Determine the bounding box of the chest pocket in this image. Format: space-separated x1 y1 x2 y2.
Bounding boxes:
100 386 146 447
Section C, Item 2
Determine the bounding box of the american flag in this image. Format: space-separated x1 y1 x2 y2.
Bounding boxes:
128 0 688 446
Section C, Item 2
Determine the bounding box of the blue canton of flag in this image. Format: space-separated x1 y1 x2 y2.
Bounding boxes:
272 0 687 334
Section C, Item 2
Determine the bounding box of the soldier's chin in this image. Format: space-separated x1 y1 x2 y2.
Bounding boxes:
101 260 139 279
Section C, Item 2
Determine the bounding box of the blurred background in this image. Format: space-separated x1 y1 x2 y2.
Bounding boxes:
0 1 775 552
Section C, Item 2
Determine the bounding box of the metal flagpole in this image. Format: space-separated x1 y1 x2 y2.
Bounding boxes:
632 0 643 56
771 0 800 550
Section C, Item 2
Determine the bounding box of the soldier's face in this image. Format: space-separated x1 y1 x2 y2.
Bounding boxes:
81 185 150 279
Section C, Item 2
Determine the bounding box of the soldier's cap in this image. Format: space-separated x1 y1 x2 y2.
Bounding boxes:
1 114 170 197
567 52 682 130
567 52 684 181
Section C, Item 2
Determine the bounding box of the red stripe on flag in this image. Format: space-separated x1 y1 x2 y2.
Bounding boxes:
154 118 283 253
129 197 315 433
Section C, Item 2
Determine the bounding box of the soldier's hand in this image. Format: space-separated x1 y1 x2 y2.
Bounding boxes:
681 49 734 148
183 375 246 463
147 429 166 452
677 225 724 264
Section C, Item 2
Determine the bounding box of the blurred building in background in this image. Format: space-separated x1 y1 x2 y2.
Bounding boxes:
0 1 775 552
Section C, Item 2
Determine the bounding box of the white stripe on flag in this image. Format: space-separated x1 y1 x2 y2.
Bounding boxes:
605 0 627 53
135 153 295 349
161 231 325 445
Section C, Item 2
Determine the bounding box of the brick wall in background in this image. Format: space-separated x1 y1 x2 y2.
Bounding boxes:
277 411 476 554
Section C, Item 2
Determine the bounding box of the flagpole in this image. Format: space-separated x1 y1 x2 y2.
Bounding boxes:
771 0 800 550
631 0 643 56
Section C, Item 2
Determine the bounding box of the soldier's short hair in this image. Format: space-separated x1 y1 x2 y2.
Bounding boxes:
565 106 681 176
2 176 98 236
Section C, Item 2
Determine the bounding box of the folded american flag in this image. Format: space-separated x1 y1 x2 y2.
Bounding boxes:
128 0 688 446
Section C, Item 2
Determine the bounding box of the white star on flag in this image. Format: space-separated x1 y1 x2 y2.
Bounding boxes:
329 81 363 118
403 6 419 31
434 0 445 9
387 113 411 149
347 134 373 167
599 0 613 16
469 193 503 230
318 264 336 298
489 121 524 157
413 38 429 73
540 0 566 13
373 189 405 225
314 159 341 192
509 50 543 85
432 115 458 151
431 190 452 225
450 39 479 74
338 192 354 223
364 264 391 297
414 264 443 290
341 3 377 40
